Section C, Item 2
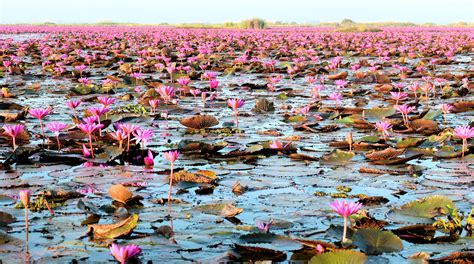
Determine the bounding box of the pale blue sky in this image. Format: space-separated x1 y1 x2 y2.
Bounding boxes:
0 0 473 24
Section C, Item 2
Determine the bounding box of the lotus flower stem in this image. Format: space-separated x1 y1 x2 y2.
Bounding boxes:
168 162 174 202
24 207 29 241
39 119 45 144
462 138 466 159
88 134 94 158
343 216 348 242
56 135 61 151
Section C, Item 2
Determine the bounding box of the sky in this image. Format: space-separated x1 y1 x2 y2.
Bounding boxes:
0 0 473 24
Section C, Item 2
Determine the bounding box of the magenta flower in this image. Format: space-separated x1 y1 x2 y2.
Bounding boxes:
133 128 153 149
66 100 81 119
440 103 454 123
46 122 67 150
177 77 190 87
334 79 347 89
163 150 180 203
118 123 139 152
156 85 174 104
2 124 24 150
202 71 216 80
330 200 362 242
109 130 128 150
395 104 415 127
82 143 91 157
29 108 51 142
209 79 219 91
256 220 272 233
148 99 159 113
109 243 141 264
97 96 116 107
190 89 201 105
77 123 103 158
227 98 245 129
88 106 108 136
375 120 392 141
328 92 343 107
297 106 311 117
390 91 407 105
453 125 474 159
144 150 154 167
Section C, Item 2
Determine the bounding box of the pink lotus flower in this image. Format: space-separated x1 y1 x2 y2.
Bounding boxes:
227 98 245 128
390 91 407 105
19 189 31 241
256 220 272 233
46 122 67 150
209 79 219 91
328 92 343 107
2 124 24 150
163 150 180 202
330 200 362 242
453 125 474 159
148 99 159 113
97 96 116 107
177 77 190 87
395 104 415 127
109 243 141 264
119 123 139 152
190 89 201 105
144 150 154 167
78 123 103 158
29 108 51 142
375 120 392 141
66 100 81 119
297 106 311 117
202 71 216 80
133 128 153 149
156 86 174 104
440 103 454 123
109 130 128 150
19 190 31 208
334 79 347 89
82 143 91 157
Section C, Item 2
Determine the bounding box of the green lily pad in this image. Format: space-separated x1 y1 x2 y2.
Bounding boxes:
194 203 243 218
87 213 138 239
352 228 403 255
357 135 380 143
321 149 355 164
393 195 454 218
422 109 442 120
335 116 355 124
364 107 396 120
287 115 306 123
309 250 368 264
71 84 93 95
434 145 462 158
277 93 288 100
396 138 424 148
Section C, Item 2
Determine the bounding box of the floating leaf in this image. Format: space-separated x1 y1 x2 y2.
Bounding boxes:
173 170 218 184
352 228 403 255
253 98 275 112
365 148 404 161
321 149 355 164
396 137 423 148
421 109 442 120
194 203 243 218
180 115 219 129
309 250 368 264
87 214 138 239
364 107 395 120
287 115 306 123
394 195 454 218
108 184 133 204
236 233 303 251
335 116 355 124
233 244 287 262
357 135 380 143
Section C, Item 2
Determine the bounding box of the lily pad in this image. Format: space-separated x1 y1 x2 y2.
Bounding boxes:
309 250 368 264
321 149 355 164
393 195 454 218
236 233 303 251
194 203 243 218
364 107 396 120
87 213 138 239
352 228 403 255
